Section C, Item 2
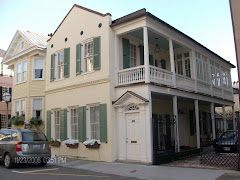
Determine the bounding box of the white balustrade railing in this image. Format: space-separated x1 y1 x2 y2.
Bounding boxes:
149 66 173 86
176 74 195 91
118 66 145 85
197 80 211 95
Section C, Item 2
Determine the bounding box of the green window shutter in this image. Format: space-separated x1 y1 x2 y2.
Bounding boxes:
76 43 81 75
93 37 101 70
78 106 86 142
122 38 130 69
100 104 107 142
60 109 67 141
64 48 70 78
46 111 51 140
50 54 55 81
149 55 153 65
161 59 166 69
139 45 144 65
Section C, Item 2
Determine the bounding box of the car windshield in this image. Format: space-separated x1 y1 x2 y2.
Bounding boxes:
22 131 47 141
220 131 237 139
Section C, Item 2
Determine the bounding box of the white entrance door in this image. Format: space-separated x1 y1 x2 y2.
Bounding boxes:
178 114 189 147
126 113 141 161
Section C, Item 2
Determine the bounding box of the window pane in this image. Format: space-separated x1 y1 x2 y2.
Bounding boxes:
33 99 42 110
17 63 21 73
23 61 27 72
35 69 43 79
34 59 43 69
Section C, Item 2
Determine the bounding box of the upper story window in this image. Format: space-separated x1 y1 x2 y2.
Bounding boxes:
20 41 25 51
196 52 209 82
175 52 191 78
16 60 27 84
84 40 94 73
130 44 137 68
33 59 44 80
57 51 64 80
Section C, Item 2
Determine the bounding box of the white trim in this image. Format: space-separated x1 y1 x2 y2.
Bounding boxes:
15 60 27 84
32 58 45 81
86 103 100 140
14 98 26 116
31 97 44 121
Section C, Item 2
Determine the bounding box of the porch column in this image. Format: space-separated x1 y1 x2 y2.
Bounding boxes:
211 102 216 139
191 50 197 92
223 105 227 131
169 39 176 87
115 33 119 86
195 99 200 149
233 106 236 130
173 96 180 152
143 26 150 83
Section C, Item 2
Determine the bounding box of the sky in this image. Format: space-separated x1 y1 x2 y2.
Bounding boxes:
0 0 238 82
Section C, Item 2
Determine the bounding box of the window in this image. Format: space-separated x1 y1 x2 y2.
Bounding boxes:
84 41 93 72
57 51 64 79
196 52 209 82
129 44 136 68
33 59 44 80
1 115 7 129
70 108 78 139
20 41 24 51
54 110 60 140
89 105 100 140
216 69 221 87
211 66 216 85
15 99 25 116
177 61 183 75
32 98 43 119
175 52 191 77
16 60 27 83
185 59 191 77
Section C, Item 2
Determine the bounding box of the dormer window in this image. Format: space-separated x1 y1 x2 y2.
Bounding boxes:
20 41 25 51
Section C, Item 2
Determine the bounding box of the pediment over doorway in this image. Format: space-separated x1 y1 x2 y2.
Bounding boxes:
113 91 149 107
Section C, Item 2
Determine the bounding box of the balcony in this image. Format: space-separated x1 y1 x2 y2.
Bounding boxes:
117 66 234 101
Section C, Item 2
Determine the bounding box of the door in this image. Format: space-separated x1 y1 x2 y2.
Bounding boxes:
178 114 189 147
126 113 141 161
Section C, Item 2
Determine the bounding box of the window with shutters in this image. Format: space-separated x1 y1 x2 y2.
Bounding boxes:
14 99 25 116
32 98 43 119
70 108 78 139
57 51 64 80
33 59 44 80
129 43 136 68
16 60 27 84
84 40 94 73
54 110 60 140
87 105 100 140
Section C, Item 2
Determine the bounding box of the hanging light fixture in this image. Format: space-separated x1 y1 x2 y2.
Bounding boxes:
154 38 160 53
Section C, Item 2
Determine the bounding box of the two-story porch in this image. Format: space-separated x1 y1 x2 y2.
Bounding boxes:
112 9 235 164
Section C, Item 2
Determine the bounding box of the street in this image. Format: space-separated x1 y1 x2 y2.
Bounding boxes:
0 162 137 180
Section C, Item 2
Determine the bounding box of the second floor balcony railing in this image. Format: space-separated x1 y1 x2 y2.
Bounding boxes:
117 66 234 101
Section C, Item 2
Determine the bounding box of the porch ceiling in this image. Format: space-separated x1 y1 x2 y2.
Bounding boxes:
127 28 181 50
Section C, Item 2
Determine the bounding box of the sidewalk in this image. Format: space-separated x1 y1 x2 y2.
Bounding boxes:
48 157 240 180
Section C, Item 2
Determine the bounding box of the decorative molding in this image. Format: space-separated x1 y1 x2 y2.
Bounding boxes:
45 78 109 95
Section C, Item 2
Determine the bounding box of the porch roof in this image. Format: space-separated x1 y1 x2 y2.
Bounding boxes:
111 9 235 68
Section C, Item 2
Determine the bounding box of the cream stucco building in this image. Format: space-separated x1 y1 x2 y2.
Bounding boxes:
3 30 48 130
44 4 235 164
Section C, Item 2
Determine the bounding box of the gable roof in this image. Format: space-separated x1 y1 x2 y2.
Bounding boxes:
3 30 48 63
113 91 149 106
47 4 111 42
111 9 235 68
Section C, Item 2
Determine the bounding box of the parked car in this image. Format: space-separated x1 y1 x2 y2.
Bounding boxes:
0 129 51 168
214 130 238 153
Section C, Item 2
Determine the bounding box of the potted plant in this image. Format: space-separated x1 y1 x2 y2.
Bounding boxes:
10 114 25 125
29 117 43 126
50 139 61 147
62 139 79 148
83 139 101 149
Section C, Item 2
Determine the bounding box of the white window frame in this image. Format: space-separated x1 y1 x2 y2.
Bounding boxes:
82 39 94 73
14 98 26 116
53 109 60 140
67 107 78 140
129 43 137 68
15 60 27 84
31 97 44 121
32 59 44 80
86 103 100 140
54 51 64 80
175 52 191 78
20 41 25 51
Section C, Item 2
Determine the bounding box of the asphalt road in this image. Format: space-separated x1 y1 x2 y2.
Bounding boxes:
0 162 137 180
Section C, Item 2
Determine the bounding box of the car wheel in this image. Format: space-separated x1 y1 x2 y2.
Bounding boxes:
4 153 13 168
38 158 47 167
